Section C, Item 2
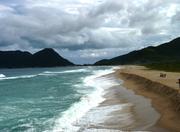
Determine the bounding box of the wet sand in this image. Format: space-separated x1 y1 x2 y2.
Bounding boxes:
117 65 180 132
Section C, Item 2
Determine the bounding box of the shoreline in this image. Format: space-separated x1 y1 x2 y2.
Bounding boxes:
116 65 180 131
87 72 162 131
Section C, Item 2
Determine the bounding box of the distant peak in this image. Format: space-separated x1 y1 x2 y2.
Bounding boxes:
40 48 55 52
35 48 58 55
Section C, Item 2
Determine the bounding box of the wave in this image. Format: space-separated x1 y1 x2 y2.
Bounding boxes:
43 69 89 75
52 67 117 132
0 75 37 80
0 69 89 80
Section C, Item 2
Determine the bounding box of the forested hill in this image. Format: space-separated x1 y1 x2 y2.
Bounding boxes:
94 37 180 66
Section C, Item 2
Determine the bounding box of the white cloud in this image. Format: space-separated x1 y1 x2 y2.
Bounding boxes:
0 0 180 64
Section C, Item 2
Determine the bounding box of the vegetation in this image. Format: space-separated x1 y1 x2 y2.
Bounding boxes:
145 62 180 72
94 37 180 72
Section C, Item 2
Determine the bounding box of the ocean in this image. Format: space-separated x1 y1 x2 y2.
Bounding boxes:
0 66 119 132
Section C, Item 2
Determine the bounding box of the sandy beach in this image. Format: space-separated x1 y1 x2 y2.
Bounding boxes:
116 65 180 131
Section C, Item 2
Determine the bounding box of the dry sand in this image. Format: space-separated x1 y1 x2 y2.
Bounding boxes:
117 65 180 132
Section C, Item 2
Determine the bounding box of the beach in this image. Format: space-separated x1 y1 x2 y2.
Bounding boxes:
115 65 180 131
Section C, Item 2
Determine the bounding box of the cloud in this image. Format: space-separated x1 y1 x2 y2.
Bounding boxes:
0 0 180 64
88 0 124 17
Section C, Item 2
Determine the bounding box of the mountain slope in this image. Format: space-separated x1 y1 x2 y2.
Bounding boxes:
31 48 74 67
0 51 32 68
94 37 180 66
0 48 74 68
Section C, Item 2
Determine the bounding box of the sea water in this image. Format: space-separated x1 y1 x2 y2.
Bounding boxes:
0 66 117 132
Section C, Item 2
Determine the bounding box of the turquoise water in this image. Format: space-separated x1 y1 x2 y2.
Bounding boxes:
0 66 114 132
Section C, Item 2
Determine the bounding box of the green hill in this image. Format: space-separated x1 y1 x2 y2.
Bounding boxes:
94 37 180 71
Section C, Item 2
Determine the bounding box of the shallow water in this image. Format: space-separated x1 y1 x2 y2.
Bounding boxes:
0 66 117 131
0 66 160 132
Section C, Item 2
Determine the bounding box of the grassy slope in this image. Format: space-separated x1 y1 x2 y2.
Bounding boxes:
145 62 180 72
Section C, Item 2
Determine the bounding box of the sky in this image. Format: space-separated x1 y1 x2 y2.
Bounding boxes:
0 0 180 64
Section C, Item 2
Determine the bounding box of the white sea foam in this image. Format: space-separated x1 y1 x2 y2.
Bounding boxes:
0 74 6 78
52 67 118 132
78 104 123 126
112 66 121 70
62 69 89 73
